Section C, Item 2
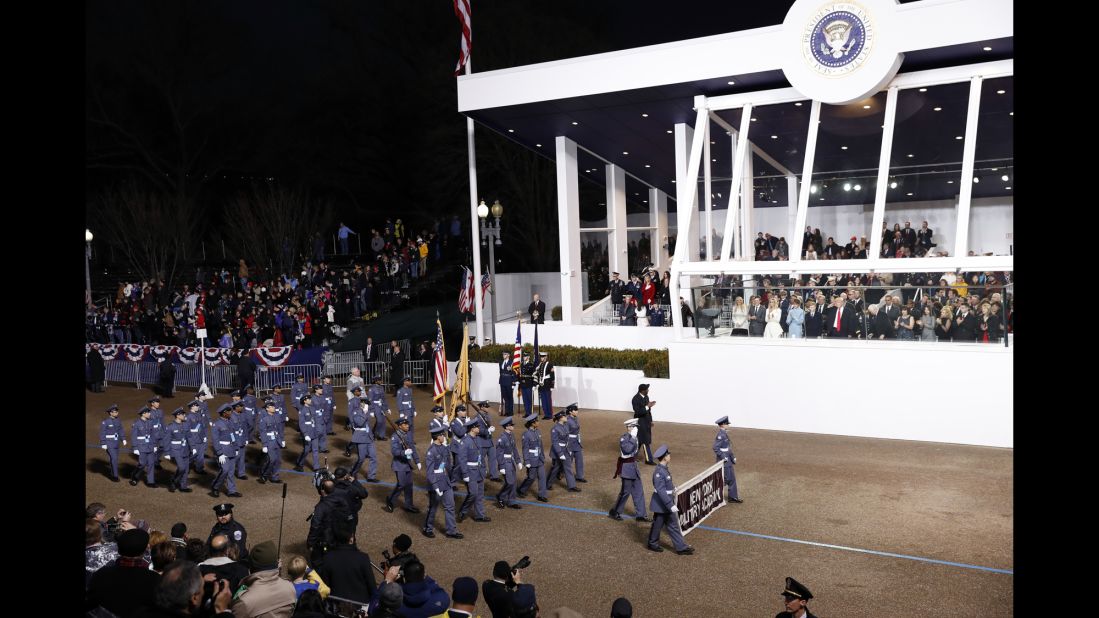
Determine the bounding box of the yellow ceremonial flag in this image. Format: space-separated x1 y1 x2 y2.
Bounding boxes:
449 322 471 422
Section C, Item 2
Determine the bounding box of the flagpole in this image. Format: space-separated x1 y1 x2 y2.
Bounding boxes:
464 58 485 347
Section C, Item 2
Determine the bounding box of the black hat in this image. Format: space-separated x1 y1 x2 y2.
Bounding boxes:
264 399 276 407
611 597 633 618
477 400 490 409
523 413 538 426
148 396 161 403
188 400 200 408
565 403 579 413
351 385 363 393
173 407 187 417
431 405 444 413
217 403 232 415
116 529 150 558
231 400 245 409
716 416 730 426
553 410 567 420
451 577 479 605
393 533 412 552
782 577 813 601
430 424 448 436
455 404 467 412
396 416 410 426
139 406 152 416
638 383 650 391
373 375 383 383
312 384 323 391
300 395 311 405
230 390 241 397
106 404 119 413
213 503 234 516
403 376 412 382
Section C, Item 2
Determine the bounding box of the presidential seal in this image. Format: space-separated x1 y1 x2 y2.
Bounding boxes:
802 3 874 77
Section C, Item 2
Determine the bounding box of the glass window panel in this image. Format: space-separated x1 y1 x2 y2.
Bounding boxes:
970 76 1013 257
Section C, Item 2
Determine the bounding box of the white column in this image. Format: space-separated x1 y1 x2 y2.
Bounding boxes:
555 136 583 325
728 132 740 259
791 100 822 262
606 163 628 275
671 105 708 339
703 120 713 261
465 116 484 344
870 86 899 262
955 77 984 259
719 104 752 261
650 188 669 269
741 147 754 258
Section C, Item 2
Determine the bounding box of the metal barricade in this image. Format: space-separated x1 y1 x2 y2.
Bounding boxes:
404 360 431 385
101 361 241 392
362 361 389 386
102 360 141 388
254 364 323 397
324 351 363 387
172 364 239 392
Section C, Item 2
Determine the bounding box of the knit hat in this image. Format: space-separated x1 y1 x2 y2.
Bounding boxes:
611 597 634 618
116 529 150 558
451 576 479 605
249 540 279 571
378 582 403 611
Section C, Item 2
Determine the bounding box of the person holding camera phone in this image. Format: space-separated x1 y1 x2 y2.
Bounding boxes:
423 422 463 539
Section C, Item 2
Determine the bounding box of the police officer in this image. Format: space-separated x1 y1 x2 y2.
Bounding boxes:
395 376 417 442
474 401 500 482
321 375 337 436
257 399 285 484
290 373 309 428
347 389 380 482
646 445 693 555
493 417 521 509
516 414 549 502
518 355 536 416
311 384 331 453
632 384 656 465
564 403 586 482
457 417 491 523
423 423 462 539
498 351 515 416
230 400 249 480
186 399 210 475
293 393 321 472
777 577 817 618
384 416 421 513
210 404 242 498
241 385 258 444
535 352 555 419
714 416 743 504
448 404 469 482
546 410 579 492
130 405 158 488
609 418 649 522
368 374 391 440
164 407 194 493
99 404 126 482
208 503 249 561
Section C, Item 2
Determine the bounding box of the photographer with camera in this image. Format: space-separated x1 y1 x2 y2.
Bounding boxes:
307 479 352 565
330 466 368 531
131 560 234 618
370 558 449 618
481 557 536 618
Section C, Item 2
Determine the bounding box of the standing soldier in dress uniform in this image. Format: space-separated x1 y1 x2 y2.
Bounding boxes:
448 405 469 481
564 403 586 483
518 354 536 417
535 352 555 420
546 411 580 492
646 445 694 555
632 384 657 465
130 406 158 488
207 503 249 561
321 375 337 437
713 416 743 504
290 374 309 431
346 386 379 482
230 400 249 481
384 416 421 513
256 399 285 484
186 399 210 476
422 423 462 539
395 376 417 443
609 272 626 315
210 404 242 498
311 384 331 454
241 385 258 444
457 418 491 523
474 401 500 482
498 351 515 416
493 417 521 510
164 408 194 493
776 577 817 618
147 397 166 469
99 404 126 482
368 375 391 440
516 414 549 503
293 393 321 472
609 419 649 522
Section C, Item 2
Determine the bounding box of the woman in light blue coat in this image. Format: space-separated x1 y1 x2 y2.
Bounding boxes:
784 296 806 338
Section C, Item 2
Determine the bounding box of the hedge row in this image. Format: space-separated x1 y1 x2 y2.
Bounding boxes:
469 344 669 378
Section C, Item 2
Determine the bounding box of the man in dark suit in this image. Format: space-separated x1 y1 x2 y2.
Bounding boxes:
868 304 894 339
953 303 978 341
317 520 377 606
608 272 626 314
389 344 405 393
804 299 823 337
482 561 516 618
527 294 546 324
881 294 901 333
747 296 766 336
824 297 855 338
901 221 918 248
916 220 934 250
362 336 377 362
631 384 656 465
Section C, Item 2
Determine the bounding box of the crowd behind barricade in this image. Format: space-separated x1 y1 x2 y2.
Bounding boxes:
85 216 472 350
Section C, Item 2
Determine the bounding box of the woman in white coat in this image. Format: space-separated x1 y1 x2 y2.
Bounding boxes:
729 296 749 336
763 297 784 338
636 300 649 327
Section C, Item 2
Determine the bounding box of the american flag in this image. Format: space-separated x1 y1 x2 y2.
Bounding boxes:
433 315 448 402
511 318 522 375
452 0 471 76
457 267 475 314
480 273 490 308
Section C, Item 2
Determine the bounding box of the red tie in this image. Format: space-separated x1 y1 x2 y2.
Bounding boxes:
834 307 842 330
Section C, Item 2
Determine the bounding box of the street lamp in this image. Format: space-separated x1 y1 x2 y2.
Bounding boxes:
85 229 94 308
478 199 504 343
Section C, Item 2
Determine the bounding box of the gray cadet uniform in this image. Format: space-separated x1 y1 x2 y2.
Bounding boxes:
211 405 240 495
474 404 500 481
546 412 577 490
290 377 309 424
517 415 548 501
348 394 378 480
457 418 488 521
395 380 416 442
647 446 690 553
367 380 390 440
565 406 585 481
295 396 321 471
713 417 741 502
98 405 125 481
385 419 421 511
230 401 249 478
269 385 289 432
423 427 459 537
494 418 521 507
610 419 647 519
448 411 468 483
311 386 330 453
186 399 210 473
241 389 258 442
131 410 158 485
257 402 285 483
165 409 194 491
321 378 336 436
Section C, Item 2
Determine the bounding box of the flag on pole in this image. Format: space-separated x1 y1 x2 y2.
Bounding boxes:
532 322 539 361
511 318 522 375
433 315 448 402
480 272 490 309
450 322 471 419
452 0 471 76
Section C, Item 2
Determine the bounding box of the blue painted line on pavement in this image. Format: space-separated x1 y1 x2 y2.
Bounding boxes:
86 444 1012 575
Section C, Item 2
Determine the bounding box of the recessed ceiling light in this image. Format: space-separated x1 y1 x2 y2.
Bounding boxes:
919 88 927 92
772 200 779 204
907 154 914 158
635 192 640 196
643 200 648 203
906 192 914 196
623 151 629 155
889 182 897 189
1001 175 1009 181
973 177 980 183
507 129 515 133
712 158 717 162
982 46 992 51
1009 112 1014 116
666 129 673 134
841 146 848 150
996 90 1005 95
810 185 818 194
771 135 778 139
571 121 579 125
819 197 825 201
862 105 871 109
947 180 954 184
1005 186 1011 190
535 143 542 147
710 141 716 145
794 102 803 106
991 167 998 171
955 136 963 140
853 184 861 191
671 180 676 183
727 80 736 85
843 183 851 191
644 164 651 168
751 118 757 122
641 113 649 117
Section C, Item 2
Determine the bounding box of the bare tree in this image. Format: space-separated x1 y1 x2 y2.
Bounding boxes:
222 184 335 277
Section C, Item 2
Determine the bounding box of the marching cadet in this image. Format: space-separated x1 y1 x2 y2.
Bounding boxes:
311 384 331 453
147 397 167 467
293 393 321 472
256 399 285 484
321 375 337 436
646 445 694 555
241 385 259 444
427 404 448 440
207 503 249 560
518 354 536 416
564 403 586 482
130 405 158 488
714 416 743 504
474 401 500 482
546 411 580 492
210 404 242 498
290 373 309 428
230 400 249 480
493 417 521 509
347 386 379 482
777 577 817 618
269 382 289 432
228 389 247 441
165 408 194 493
395 376 417 442
609 419 649 522
384 416 421 513
516 414 549 502
186 398 210 475
422 423 462 539
535 352 555 420
457 418 491 523
368 374 391 440
99 404 126 482
498 350 515 416
448 404 469 481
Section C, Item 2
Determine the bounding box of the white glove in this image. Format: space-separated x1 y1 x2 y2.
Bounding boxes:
463 477 469 483
163 455 172 460
733 457 737 464
435 487 443 496
417 463 422 470
262 447 268 453
404 448 413 458
488 426 496 434
499 469 506 476
559 455 566 460
280 441 286 448
122 440 127 446
305 435 311 441
525 464 531 469
671 505 679 513
219 455 227 465
192 449 197 456
134 449 140 456
153 446 158 453
101 445 108 450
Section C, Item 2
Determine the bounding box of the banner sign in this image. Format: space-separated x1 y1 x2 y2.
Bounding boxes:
84 344 327 368
674 461 726 535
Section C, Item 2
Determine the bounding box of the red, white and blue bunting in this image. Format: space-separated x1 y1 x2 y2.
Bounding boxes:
254 346 293 367
148 345 178 362
123 344 147 362
204 348 233 365
98 344 120 361
177 347 201 365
